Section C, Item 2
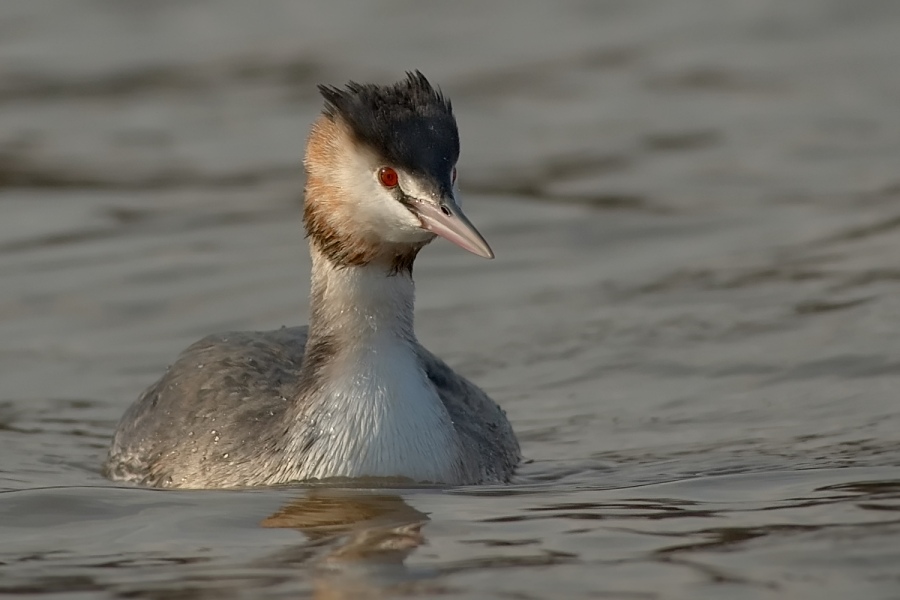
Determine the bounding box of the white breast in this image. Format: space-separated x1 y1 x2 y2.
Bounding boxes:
289 332 463 483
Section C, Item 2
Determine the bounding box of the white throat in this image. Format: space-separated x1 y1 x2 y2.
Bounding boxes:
286 248 462 483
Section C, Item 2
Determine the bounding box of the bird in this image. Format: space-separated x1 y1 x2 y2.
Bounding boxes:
103 71 520 489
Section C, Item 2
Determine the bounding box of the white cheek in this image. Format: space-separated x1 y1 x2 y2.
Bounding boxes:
364 194 431 243
335 155 430 243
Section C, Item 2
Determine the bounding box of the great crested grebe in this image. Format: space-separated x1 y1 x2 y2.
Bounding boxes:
104 72 520 489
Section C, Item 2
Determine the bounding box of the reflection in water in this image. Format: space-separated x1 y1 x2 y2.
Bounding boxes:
0 473 898 597
260 490 430 598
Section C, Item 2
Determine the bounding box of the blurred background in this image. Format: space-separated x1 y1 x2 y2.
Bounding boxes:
2 1 900 598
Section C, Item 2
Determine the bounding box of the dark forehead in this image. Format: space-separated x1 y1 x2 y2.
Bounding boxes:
318 71 460 176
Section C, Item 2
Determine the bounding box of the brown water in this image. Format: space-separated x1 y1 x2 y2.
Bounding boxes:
2 1 900 598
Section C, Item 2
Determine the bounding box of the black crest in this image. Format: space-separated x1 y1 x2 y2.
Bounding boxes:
318 71 460 179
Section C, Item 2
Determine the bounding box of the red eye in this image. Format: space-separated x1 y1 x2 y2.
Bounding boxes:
451 167 458 184
379 167 399 188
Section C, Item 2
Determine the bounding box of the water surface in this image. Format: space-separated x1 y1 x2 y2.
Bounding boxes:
1 1 899 597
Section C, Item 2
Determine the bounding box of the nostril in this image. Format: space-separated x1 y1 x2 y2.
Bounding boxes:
440 205 452 216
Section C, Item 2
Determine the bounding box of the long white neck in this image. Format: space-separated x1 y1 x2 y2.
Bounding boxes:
307 244 417 345
283 244 463 483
